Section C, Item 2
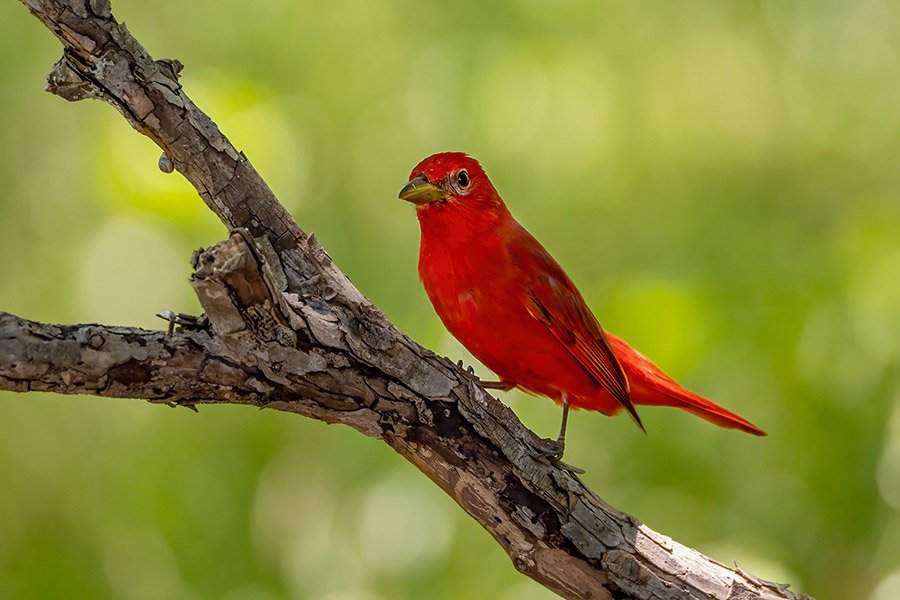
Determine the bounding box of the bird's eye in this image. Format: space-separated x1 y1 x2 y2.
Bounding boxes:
455 170 470 189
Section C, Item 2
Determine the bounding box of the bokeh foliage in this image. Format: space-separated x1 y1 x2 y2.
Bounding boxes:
1 1 899 598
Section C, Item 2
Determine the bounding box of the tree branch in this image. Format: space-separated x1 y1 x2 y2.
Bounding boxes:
8 2 811 599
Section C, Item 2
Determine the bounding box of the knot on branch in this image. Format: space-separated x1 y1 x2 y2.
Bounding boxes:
71 0 111 19
191 230 295 345
47 54 101 101
155 58 183 81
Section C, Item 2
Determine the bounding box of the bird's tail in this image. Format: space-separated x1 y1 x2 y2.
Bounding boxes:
606 333 767 436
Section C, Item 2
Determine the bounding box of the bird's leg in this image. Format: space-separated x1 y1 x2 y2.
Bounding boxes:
556 397 571 453
544 396 570 457
535 396 585 474
479 380 516 391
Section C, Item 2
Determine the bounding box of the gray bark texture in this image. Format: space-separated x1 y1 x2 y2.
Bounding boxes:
4 2 812 599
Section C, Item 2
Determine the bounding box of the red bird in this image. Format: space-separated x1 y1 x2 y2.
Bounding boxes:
400 152 765 459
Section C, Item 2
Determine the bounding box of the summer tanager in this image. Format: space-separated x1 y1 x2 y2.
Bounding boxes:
400 152 765 459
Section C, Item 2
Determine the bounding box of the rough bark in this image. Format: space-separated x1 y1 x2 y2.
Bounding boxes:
4 2 812 599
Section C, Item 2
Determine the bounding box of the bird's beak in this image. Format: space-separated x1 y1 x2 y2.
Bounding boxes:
399 176 445 205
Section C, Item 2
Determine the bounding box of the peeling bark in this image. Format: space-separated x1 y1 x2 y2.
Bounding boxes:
4 2 813 599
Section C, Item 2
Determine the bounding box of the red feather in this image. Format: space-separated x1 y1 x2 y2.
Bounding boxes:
407 152 765 437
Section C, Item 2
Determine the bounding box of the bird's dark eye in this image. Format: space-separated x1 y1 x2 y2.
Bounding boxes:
456 170 470 188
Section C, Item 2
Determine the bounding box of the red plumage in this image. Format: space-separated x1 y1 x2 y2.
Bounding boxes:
401 152 765 440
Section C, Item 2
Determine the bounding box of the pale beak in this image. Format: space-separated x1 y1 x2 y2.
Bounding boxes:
399 176 444 205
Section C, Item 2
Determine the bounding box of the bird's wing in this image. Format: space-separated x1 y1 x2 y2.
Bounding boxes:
507 227 644 431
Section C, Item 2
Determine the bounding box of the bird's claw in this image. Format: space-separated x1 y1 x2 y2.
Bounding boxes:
533 438 585 474
454 359 477 376
552 458 586 475
536 437 566 459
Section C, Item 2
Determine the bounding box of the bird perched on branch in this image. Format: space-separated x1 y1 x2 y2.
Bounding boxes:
400 152 765 463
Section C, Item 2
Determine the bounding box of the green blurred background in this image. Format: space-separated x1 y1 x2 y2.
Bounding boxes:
1 0 899 598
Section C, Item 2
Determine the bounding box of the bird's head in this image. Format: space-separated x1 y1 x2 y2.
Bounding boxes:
399 152 502 211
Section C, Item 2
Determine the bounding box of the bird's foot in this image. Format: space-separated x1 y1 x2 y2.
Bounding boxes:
536 436 565 459
455 359 476 375
533 437 585 474
552 457 586 475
